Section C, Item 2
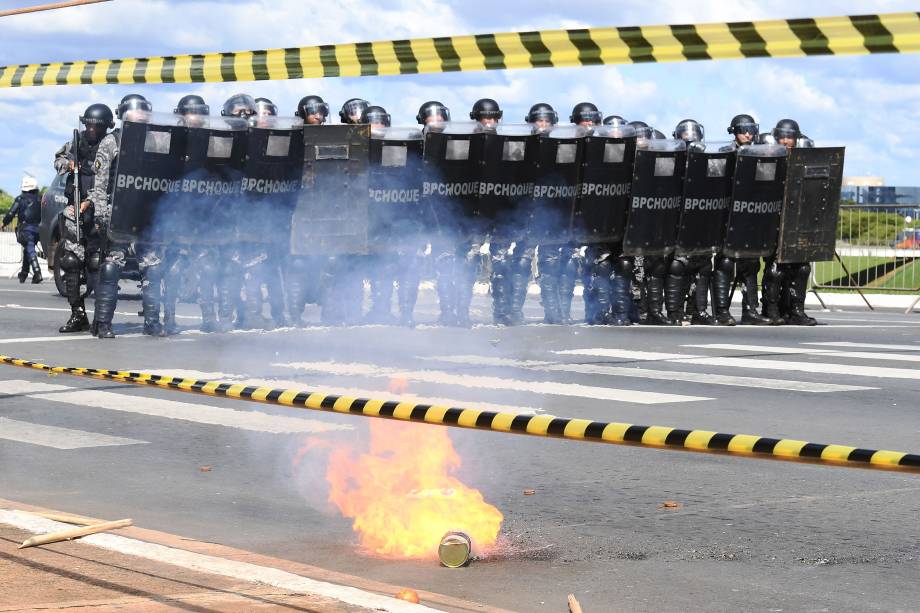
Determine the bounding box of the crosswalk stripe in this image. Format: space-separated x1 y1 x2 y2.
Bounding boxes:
557 348 920 380
0 335 123 344
556 348 693 360
0 417 147 449
273 361 711 405
683 343 920 363
805 341 920 351
427 355 875 393
0 379 349 434
139 369 543 415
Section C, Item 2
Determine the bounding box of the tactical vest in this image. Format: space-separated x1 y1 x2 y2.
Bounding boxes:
15 192 42 225
76 131 101 200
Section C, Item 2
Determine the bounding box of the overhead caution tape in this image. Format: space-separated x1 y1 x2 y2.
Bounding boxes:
2 354 919 474
1 12 919 88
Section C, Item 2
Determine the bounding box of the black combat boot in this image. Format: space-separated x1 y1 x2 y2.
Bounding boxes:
18 256 29 283
93 263 120 339
710 267 736 326
490 267 513 326
59 305 90 333
785 264 817 326
761 274 784 325
609 272 632 326
510 268 529 325
739 274 770 325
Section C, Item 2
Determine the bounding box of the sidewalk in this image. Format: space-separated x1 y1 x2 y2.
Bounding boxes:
0 499 505 613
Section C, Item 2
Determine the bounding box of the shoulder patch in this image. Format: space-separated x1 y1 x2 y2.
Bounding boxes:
94 159 102 170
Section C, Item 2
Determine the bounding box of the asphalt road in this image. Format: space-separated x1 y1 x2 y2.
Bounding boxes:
1 277 919 612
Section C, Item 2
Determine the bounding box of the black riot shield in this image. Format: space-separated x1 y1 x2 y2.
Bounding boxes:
178 116 247 245
292 124 370 256
675 143 737 256
420 122 484 239
477 124 537 239
239 117 305 243
574 125 637 244
367 127 425 251
776 147 845 263
108 113 187 244
722 144 788 258
622 140 688 256
528 125 584 244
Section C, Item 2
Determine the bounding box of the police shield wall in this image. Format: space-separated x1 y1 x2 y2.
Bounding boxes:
574 124 637 244
623 139 687 256
108 112 187 243
528 124 585 244
420 122 484 238
675 142 737 256
292 124 370 256
367 126 425 250
240 116 305 243
722 144 788 258
776 147 845 263
477 123 537 239
179 115 247 245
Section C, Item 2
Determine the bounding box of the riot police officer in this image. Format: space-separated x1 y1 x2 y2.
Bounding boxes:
213 94 257 331
603 115 627 127
762 118 817 326
296 95 329 126
711 114 771 325
665 118 714 325
163 95 221 333
286 95 330 326
92 94 160 338
526 103 557 132
470 98 502 128
2 175 43 284
53 103 113 333
319 99 370 325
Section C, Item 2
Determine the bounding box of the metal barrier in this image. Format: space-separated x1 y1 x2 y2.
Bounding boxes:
0 228 24 265
812 204 920 314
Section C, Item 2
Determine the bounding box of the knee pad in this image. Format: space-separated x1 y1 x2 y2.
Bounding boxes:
59 252 81 273
613 256 633 277
714 256 734 275
646 257 668 278
667 258 687 276
99 260 121 284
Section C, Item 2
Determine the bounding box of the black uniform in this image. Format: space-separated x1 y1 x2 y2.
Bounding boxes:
3 186 43 284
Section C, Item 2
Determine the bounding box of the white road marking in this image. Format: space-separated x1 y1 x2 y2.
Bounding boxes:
805 341 920 352
273 361 711 405
427 355 875 393
140 369 543 415
0 510 440 613
0 303 199 320
683 343 920 364
558 348 920 380
0 417 146 449
0 379 349 434
556 348 694 360
0 334 140 344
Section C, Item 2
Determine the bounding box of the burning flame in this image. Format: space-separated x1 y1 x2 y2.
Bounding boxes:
322 420 503 559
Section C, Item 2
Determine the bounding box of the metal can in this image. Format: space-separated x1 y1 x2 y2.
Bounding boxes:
438 531 472 568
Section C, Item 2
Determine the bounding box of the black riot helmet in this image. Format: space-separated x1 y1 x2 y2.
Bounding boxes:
470 98 503 122
627 120 652 139
727 113 758 136
416 100 450 125
525 102 558 125
570 102 602 125
673 119 704 142
221 93 256 117
254 97 278 116
295 95 329 121
79 103 114 144
772 118 801 141
603 114 627 127
115 94 152 119
174 94 210 116
339 98 369 124
360 105 391 127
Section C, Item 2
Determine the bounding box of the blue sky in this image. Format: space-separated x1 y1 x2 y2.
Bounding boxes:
1 0 919 193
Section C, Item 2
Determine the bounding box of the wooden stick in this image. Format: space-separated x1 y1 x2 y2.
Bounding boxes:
567 594 583 613
18 519 132 549
33 511 104 526
0 0 112 18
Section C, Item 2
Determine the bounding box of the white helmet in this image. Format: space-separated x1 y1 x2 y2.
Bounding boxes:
21 175 38 191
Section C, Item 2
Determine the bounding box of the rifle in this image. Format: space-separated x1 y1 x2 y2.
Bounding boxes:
71 128 81 247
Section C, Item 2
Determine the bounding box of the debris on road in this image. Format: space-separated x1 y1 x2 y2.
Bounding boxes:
657 501 684 510
523 488 536 496
395 588 420 603
18 518 133 549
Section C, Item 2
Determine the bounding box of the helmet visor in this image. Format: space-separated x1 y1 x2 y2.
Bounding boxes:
528 109 558 124
303 100 329 118
419 103 450 123
731 122 759 136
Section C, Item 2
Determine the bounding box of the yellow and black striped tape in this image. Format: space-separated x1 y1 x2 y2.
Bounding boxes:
1 12 919 88
2 354 918 475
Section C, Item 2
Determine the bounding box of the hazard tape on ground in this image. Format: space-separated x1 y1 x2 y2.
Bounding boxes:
1 354 918 474
1 12 919 88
